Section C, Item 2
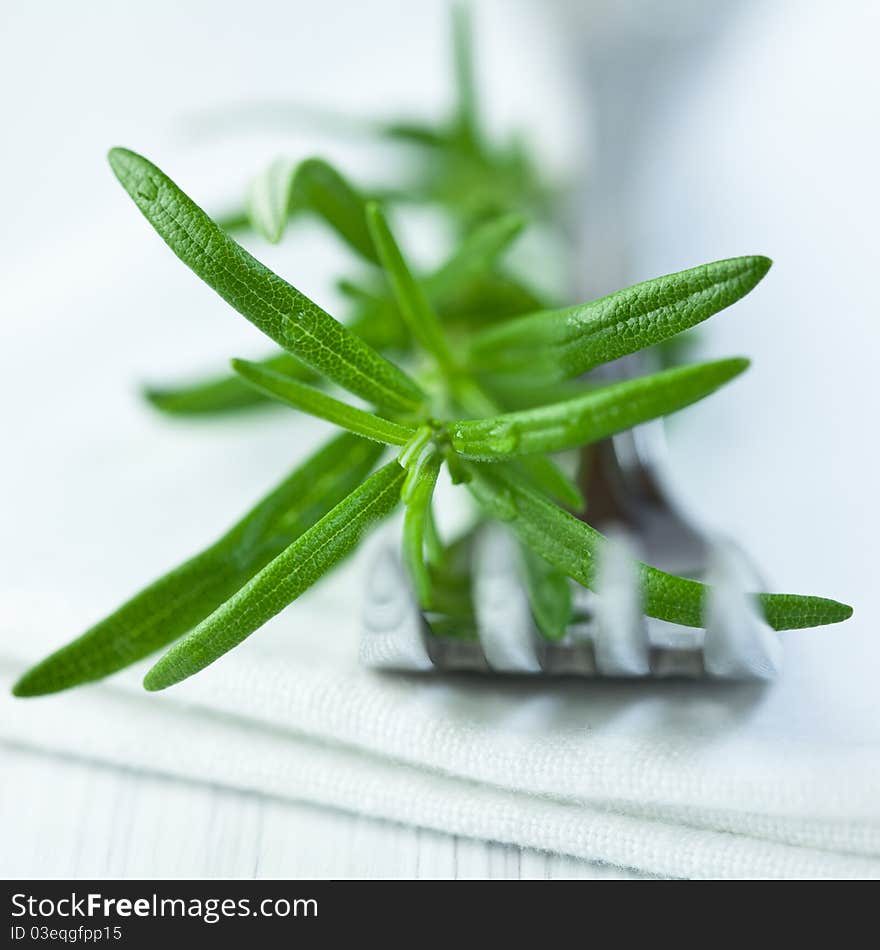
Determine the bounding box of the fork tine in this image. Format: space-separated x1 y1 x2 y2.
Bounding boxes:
593 529 652 676
703 538 782 680
361 528 783 680
361 543 434 671
473 525 542 672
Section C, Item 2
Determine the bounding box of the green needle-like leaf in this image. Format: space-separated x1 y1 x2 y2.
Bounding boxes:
426 212 525 299
430 272 546 332
232 358 416 445
402 452 442 607
294 158 379 263
143 460 407 691
247 157 298 244
469 256 772 383
452 2 479 149
238 154 379 255
483 376 597 412
144 351 316 415
248 157 379 258
450 358 749 460
12 435 382 697
366 202 457 372
513 457 585 512
381 122 449 148
108 147 425 413
469 466 853 631
143 303 408 419
520 546 572 641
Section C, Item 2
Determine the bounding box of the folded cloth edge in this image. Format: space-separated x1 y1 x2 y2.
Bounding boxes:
1 666 878 880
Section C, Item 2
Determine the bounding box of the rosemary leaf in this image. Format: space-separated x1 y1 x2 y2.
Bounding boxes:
366 202 457 372
144 351 316 415
143 303 408 418
232 358 416 445
468 256 772 383
381 122 448 148
248 156 378 259
513 456 585 512
452 1 479 149
520 545 572 641
450 358 749 460
469 466 853 631
294 158 379 263
430 271 545 331
402 452 442 607
425 212 525 299
247 157 298 245
108 148 425 413
11 435 382 697
143 460 407 690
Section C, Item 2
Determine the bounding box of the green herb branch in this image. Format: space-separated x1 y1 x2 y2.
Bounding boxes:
12 145 851 698
11 8 852 699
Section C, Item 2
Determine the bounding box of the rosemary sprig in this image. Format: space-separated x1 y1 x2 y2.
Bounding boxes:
12 11 853 699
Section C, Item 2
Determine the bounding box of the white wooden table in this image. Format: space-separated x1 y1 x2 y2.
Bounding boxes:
0 743 638 880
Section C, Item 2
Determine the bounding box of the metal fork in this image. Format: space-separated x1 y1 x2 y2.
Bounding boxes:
360 407 783 681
